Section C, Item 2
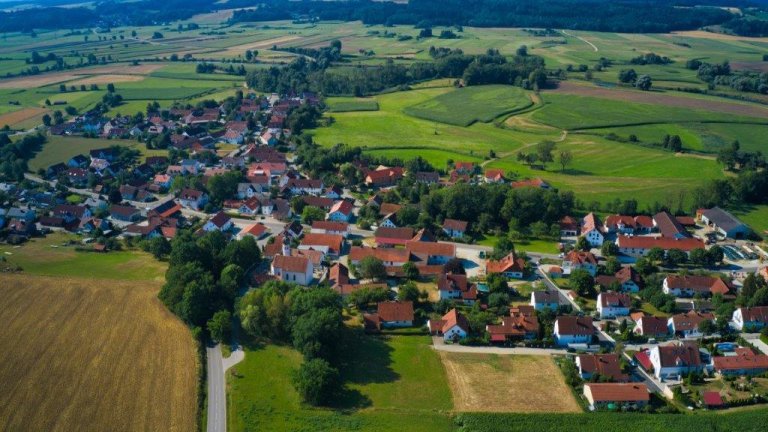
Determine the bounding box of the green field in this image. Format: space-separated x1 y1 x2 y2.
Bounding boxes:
0 232 167 282
29 135 165 171
228 334 453 432
327 97 380 112
402 85 533 126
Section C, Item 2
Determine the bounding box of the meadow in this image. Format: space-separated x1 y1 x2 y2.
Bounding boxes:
228 334 454 432
403 85 533 126
0 274 197 432
29 135 167 171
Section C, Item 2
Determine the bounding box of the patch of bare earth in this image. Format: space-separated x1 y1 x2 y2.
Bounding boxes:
550 81 768 119
439 352 581 413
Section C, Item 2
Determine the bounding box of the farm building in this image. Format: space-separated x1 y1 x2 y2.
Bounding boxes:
699 207 750 239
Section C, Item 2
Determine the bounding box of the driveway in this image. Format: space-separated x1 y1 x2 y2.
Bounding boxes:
207 344 245 432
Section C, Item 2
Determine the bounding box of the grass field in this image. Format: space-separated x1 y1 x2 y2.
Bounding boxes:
402 85 533 126
439 353 581 413
228 334 454 432
29 135 167 171
0 232 167 281
327 97 380 112
0 274 197 432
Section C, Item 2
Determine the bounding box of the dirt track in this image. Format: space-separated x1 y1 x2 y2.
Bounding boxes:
550 81 768 120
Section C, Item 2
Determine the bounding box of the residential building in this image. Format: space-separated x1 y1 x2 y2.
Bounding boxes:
583 383 649 410
531 291 560 311
298 233 345 258
553 316 594 347
442 219 468 238
712 347 768 376
485 252 527 279
437 273 478 304
271 255 313 286
327 200 354 222
562 250 598 276
486 306 539 342
595 266 643 293
311 221 350 238
349 247 409 267
374 227 414 247
576 354 629 382
483 169 506 183
653 211 689 239
559 216 580 237
668 311 715 338
203 212 233 232
179 189 208 210
615 235 705 258
109 205 142 222
662 275 731 298
428 309 470 341
405 241 455 264
238 223 268 240
633 316 670 338
731 306 768 332
649 341 704 380
581 213 604 247
365 301 414 330
597 292 631 319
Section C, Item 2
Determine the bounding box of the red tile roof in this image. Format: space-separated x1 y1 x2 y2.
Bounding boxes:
635 316 669 336
556 316 594 336
736 306 768 324
702 391 724 407
377 301 414 322
581 212 602 235
585 383 649 403
374 227 415 241
577 354 628 382
510 178 548 189
443 218 468 232
712 348 768 372
486 252 526 274
666 275 731 295
599 292 631 308
300 233 344 254
272 255 310 273
670 311 714 332
312 221 349 232
329 200 353 216
242 223 267 237
656 341 702 368
654 211 688 238
349 246 410 263
405 241 455 258
617 235 704 251
565 250 597 266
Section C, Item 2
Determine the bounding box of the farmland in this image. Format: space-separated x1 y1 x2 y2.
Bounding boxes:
439 353 581 413
403 85 533 126
228 334 454 432
0 274 197 432
28 135 166 171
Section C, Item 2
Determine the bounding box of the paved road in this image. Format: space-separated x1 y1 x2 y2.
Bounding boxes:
207 344 245 432
537 267 583 312
431 336 566 355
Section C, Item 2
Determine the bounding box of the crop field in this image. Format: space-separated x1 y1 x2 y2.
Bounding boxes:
439 353 581 413
402 85 533 126
228 334 454 432
0 232 167 281
0 107 49 129
0 274 197 432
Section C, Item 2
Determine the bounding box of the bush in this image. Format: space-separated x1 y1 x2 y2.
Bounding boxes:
292 358 338 406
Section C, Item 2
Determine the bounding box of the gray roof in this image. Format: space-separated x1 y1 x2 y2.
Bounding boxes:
702 207 746 233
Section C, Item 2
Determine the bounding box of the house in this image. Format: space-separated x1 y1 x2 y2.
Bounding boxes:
442 219 468 238
285 178 324 195
203 212 233 232
553 316 594 347
581 213 604 247
153 174 173 189
238 197 261 216
604 215 637 234
437 273 478 304
510 178 550 189
349 246 409 267
411 228 436 243
405 241 455 265
583 383 649 410
731 306 768 331
327 200 354 222
328 262 350 288
616 235 705 258
67 154 89 168
699 207 750 239
653 211 689 239
649 341 704 380
662 275 731 298
560 216 580 237
712 347 768 376
531 291 560 311
597 292 631 319
302 196 334 211
237 183 263 199
595 266 643 293
238 223 268 240
179 189 208 210
311 221 350 238
271 255 313 286
365 301 414 330
379 213 398 229
428 309 470 341
298 233 345 257
562 250 598 276
576 354 629 382
483 169 506 183
453 161 476 174
179 159 203 175
668 311 715 338
66 168 89 186
6 218 35 235
109 205 142 222
485 252 527 279
633 316 670 338
374 227 414 247
364 166 404 187
486 306 539 342
414 171 440 184
7 207 37 222
284 221 304 239
634 215 655 234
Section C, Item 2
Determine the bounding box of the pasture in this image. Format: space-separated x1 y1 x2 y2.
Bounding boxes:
29 135 167 171
402 85 533 126
326 97 380 112
0 232 167 281
0 274 197 432
439 353 581 413
228 334 454 432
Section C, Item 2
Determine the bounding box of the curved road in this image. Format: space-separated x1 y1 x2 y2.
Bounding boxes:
561 30 598 52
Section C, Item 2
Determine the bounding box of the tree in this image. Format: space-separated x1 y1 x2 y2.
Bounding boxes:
147 236 171 259
292 358 338 406
618 68 638 83
301 206 326 224
557 150 573 172
536 140 556 167
152 31 164 39
604 257 621 275
207 310 232 343
665 248 687 267
646 247 664 263
443 257 465 275
697 319 716 336
402 262 419 280
108 188 122 204
486 272 508 293
689 248 708 267
635 74 653 90
601 241 619 257
398 281 420 303
570 269 596 297
359 256 386 281
107 83 115 93
749 287 768 307
634 257 656 276
706 246 724 266
575 236 589 251
42 114 51 126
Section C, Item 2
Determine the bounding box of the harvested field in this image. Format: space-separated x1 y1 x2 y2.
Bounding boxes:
0 74 79 89
549 81 768 120
0 274 198 432
731 61 768 73
439 352 581 413
223 36 303 54
0 64 162 89
0 107 48 127
670 30 768 42
70 74 147 85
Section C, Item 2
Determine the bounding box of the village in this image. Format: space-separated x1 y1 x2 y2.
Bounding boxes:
2 88 768 416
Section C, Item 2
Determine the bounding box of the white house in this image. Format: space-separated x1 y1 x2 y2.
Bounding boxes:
732 306 768 332
649 341 704 381
562 250 598 276
179 189 208 210
427 309 469 342
531 291 560 311
662 275 730 298
553 316 594 347
583 383 649 411
597 292 631 319
581 213 604 247
327 200 354 222
271 255 313 286
203 212 233 232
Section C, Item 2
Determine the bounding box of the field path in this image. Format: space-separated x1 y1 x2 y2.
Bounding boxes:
561 30 598 52
207 343 245 432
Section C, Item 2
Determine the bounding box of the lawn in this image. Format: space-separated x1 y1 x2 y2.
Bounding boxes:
439 353 581 413
731 204 768 237
29 135 166 171
0 274 197 432
403 85 533 126
228 334 454 432
327 97 380 112
0 232 167 282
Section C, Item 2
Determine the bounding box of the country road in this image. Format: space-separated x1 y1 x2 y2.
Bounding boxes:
207 344 244 432
561 30 598 52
